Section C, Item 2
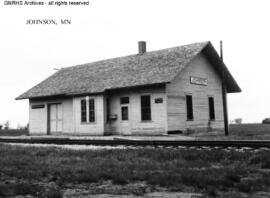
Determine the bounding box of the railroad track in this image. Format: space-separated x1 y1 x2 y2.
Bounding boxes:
0 138 270 149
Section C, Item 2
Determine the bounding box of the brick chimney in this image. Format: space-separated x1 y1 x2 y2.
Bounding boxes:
138 41 146 54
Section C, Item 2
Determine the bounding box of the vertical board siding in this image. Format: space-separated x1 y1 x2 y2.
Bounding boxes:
166 52 224 132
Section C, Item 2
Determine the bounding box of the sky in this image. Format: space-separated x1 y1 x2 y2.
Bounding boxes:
0 0 269 127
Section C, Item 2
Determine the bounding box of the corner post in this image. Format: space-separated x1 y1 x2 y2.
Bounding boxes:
220 40 229 136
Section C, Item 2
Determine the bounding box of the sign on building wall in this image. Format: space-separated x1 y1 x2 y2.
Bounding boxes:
155 98 163 103
31 104 45 109
190 76 208 86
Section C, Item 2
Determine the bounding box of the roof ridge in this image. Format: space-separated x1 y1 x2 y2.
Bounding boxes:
62 41 210 70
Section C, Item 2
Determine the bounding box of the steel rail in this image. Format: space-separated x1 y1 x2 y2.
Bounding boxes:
0 138 270 148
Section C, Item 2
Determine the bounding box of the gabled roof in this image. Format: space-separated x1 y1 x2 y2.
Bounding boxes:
16 41 241 100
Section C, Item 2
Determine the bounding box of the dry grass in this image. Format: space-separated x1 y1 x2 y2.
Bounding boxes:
0 129 29 136
0 144 270 197
193 123 270 140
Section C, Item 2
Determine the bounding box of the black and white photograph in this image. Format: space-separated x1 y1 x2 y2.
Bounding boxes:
0 0 270 197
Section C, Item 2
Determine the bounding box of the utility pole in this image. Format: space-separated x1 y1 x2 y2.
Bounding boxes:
220 41 229 136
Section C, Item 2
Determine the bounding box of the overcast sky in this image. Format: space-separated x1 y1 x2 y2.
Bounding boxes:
0 0 269 127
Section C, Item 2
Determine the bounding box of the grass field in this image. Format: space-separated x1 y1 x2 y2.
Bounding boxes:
0 144 270 197
0 129 28 136
193 124 270 140
1 123 270 141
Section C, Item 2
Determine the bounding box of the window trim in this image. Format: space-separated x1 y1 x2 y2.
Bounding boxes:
121 106 129 121
81 99 87 123
88 98 95 123
120 96 129 105
141 94 152 121
186 94 194 121
80 97 96 124
208 96 215 121
120 96 130 121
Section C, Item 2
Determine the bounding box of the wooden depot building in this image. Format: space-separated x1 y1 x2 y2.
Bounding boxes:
16 41 241 136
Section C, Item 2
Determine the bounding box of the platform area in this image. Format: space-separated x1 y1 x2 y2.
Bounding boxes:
0 134 196 141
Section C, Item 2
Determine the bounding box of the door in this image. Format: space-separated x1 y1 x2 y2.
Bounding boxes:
119 97 131 135
49 103 63 133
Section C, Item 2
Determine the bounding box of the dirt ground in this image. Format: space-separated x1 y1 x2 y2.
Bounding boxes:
62 181 202 198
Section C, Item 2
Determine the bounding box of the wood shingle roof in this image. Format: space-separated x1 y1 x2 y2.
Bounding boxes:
16 41 240 100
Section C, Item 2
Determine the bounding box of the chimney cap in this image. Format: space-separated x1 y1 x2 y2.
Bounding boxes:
138 41 147 54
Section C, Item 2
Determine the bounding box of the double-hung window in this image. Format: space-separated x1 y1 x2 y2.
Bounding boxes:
89 99 95 122
141 95 151 121
81 98 95 123
81 100 87 122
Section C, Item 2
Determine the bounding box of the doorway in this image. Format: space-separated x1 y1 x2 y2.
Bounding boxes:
48 103 63 134
119 97 131 135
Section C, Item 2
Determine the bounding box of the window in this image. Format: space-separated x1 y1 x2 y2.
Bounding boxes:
81 99 87 122
121 106 128 120
81 98 95 123
106 97 110 121
120 97 129 121
141 95 151 121
208 97 215 120
186 95 193 120
120 97 129 104
89 99 95 122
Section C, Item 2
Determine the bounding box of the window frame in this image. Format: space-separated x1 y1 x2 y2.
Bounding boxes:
120 97 129 105
120 96 129 121
208 96 215 121
80 97 96 124
81 99 87 123
121 106 129 121
141 95 152 121
186 94 194 121
88 98 95 123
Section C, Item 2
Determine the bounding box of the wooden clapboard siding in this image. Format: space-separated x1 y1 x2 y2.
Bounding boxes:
131 91 166 135
73 95 105 135
105 86 167 135
166 95 186 131
166 52 224 132
29 98 73 135
63 99 73 133
29 100 47 134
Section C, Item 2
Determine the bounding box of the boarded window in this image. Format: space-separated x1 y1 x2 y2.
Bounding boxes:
89 99 95 122
120 97 129 104
141 95 151 121
121 106 129 120
81 99 87 122
186 95 193 120
208 97 215 120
